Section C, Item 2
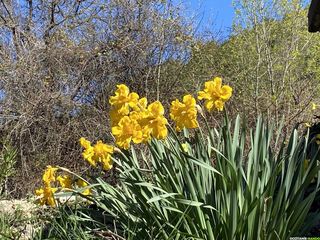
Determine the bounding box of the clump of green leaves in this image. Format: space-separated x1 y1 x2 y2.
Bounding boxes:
92 116 320 239
0 206 36 240
48 115 320 239
34 206 101 240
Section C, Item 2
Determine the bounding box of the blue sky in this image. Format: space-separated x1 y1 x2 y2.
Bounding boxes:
187 0 234 35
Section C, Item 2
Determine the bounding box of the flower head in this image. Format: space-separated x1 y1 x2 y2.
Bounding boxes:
35 185 58 207
76 179 91 196
57 175 72 189
198 77 232 111
109 84 141 127
80 138 114 170
110 106 128 127
109 85 168 147
93 141 114 170
112 116 143 149
79 138 96 167
170 94 198 132
145 101 168 139
109 84 139 107
42 165 58 186
79 137 91 149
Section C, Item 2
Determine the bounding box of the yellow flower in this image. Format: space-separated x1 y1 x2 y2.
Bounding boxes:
181 143 189 152
93 141 114 170
129 112 152 142
132 97 148 112
146 101 168 139
76 179 91 196
42 166 58 186
311 102 317 111
57 175 72 189
109 84 141 127
79 137 91 149
83 147 96 167
198 77 232 111
148 101 164 117
79 138 96 167
80 138 114 170
109 86 168 145
148 116 168 139
35 188 44 196
109 84 139 111
35 185 58 207
112 116 143 149
129 98 153 142
170 94 198 132
110 106 127 127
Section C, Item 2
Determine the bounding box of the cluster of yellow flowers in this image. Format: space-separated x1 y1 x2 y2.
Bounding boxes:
110 84 168 149
109 77 232 146
35 166 90 207
36 77 232 206
79 138 114 170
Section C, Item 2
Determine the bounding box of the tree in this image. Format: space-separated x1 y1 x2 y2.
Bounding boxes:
183 0 320 128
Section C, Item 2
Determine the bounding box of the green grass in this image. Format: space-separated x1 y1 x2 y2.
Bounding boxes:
0 208 31 240
33 205 105 240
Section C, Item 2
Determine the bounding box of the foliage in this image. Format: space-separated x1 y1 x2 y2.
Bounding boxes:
0 209 24 239
39 114 320 239
32 80 320 239
0 142 17 196
182 0 320 128
34 206 101 240
90 116 320 239
0 204 38 240
1 0 319 200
